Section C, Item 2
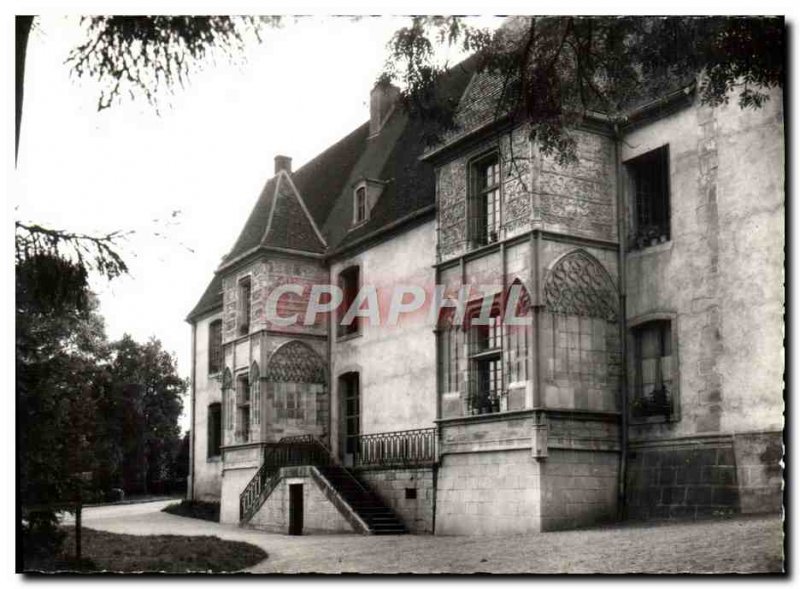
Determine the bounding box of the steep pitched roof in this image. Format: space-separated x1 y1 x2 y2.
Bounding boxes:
188 56 476 322
186 272 223 321
262 173 327 253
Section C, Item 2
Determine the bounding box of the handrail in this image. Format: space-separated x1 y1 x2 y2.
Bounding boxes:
239 428 439 523
354 427 437 468
239 434 333 522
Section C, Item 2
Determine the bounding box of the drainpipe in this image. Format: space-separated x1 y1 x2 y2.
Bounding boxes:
532 230 542 410
614 125 629 520
189 322 197 501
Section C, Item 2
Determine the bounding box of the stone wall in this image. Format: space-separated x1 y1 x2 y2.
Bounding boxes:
329 221 438 457
436 449 543 535
733 431 783 514
436 126 533 262
536 129 618 242
249 469 355 534
220 463 258 524
540 449 619 531
191 312 224 501
436 410 620 534
625 431 784 519
221 256 329 345
357 467 435 533
625 437 741 520
623 88 784 442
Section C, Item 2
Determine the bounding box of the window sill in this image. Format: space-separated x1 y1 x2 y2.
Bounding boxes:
470 349 502 361
627 239 672 257
206 455 221 463
336 330 362 343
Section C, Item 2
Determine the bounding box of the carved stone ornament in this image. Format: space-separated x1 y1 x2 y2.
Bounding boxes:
544 250 618 321
264 341 326 383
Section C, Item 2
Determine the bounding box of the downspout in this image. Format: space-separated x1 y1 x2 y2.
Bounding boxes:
189 322 197 501
614 125 629 520
532 230 542 410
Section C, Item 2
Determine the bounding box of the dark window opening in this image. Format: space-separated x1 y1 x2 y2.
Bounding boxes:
207 403 222 457
238 277 252 336
632 320 674 419
208 319 223 374
405 487 417 500
341 372 360 456
627 146 670 249
355 186 367 224
470 155 501 248
338 266 360 338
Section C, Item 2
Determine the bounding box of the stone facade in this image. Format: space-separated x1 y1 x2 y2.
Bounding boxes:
621 88 784 518
188 72 783 536
189 311 224 502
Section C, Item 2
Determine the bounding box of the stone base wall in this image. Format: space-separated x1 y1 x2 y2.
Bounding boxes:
249 468 355 534
220 466 257 524
733 431 783 514
436 449 542 535
540 449 619 531
357 467 434 533
626 435 743 520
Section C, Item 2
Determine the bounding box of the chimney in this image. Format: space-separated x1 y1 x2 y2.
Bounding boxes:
369 82 401 136
274 155 292 175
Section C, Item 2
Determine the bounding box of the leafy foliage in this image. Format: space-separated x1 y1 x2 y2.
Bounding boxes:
66 16 279 111
17 226 186 562
383 16 784 164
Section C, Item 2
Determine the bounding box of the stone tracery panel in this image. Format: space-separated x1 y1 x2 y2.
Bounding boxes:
544 250 618 322
264 341 326 383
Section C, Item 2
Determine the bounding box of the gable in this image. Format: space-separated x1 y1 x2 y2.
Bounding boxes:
263 173 326 253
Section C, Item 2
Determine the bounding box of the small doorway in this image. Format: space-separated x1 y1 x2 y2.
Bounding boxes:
288 484 303 535
339 372 360 467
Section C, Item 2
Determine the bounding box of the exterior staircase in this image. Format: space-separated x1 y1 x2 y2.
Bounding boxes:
316 464 406 534
239 435 406 535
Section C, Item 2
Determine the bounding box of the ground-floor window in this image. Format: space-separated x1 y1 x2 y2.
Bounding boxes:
631 319 676 421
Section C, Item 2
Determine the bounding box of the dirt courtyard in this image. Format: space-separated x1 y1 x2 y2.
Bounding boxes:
69 500 783 574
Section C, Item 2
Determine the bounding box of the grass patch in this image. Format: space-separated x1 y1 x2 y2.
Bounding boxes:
162 500 220 522
25 528 266 573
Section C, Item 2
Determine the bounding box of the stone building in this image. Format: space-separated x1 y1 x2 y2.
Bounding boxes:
186 52 784 535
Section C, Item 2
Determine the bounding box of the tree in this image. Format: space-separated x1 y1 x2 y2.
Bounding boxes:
382 16 784 164
15 15 277 163
107 335 188 495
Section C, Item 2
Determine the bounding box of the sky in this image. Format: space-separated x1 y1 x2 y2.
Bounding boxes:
14 15 503 430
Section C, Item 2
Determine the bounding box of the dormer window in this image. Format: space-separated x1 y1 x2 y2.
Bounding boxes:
355 186 367 224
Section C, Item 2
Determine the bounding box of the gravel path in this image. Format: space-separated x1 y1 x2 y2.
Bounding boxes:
70 500 783 574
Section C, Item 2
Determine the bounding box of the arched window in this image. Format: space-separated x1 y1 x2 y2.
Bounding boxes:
543 250 620 411
265 341 327 426
506 280 532 384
